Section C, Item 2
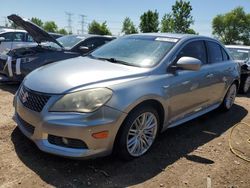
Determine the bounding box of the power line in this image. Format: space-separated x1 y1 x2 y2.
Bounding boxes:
65 12 73 33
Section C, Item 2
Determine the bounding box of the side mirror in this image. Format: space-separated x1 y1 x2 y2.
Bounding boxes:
176 56 201 71
79 46 90 53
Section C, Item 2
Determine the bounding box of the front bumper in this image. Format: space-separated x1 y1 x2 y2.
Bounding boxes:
14 93 127 159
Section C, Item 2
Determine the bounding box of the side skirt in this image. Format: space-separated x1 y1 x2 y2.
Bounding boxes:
161 103 221 132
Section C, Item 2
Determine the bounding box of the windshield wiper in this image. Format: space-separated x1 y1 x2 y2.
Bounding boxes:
89 55 135 67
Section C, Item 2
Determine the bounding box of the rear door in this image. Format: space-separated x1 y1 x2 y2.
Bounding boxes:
205 41 230 103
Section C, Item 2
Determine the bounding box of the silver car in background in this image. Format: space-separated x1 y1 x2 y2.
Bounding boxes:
14 33 240 160
226 45 250 93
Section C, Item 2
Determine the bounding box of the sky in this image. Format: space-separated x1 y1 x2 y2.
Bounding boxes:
0 0 250 36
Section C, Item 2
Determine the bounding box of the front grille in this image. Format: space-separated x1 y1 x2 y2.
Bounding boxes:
19 86 50 112
16 113 35 135
48 135 88 149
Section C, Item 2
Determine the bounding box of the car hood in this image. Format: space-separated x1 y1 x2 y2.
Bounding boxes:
24 57 150 94
8 14 63 48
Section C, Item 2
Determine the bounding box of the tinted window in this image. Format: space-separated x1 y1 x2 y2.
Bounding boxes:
84 38 109 51
27 34 34 42
12 32 25 42
206 41 223 63
0 32 13 41
221 48 230 61
177 40 207 64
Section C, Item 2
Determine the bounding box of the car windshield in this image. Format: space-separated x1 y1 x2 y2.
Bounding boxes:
90 35 178 67
227 48 250 61
44 35 86 50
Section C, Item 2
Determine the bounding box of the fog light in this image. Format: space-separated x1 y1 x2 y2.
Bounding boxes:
92 131 109 139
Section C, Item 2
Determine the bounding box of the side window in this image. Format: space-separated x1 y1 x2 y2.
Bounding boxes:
27 34 34 42
0 32 13 41
206 41 223 63
176 40 207 64
221 47 230 61
84 38 104 50
12 32 25 42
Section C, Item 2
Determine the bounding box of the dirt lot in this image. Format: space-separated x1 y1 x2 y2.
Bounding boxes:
0 84 249 188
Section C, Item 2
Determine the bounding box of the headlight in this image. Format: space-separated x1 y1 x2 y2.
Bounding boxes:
50 88 112 113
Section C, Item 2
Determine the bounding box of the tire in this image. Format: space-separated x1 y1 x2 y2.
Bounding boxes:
220 83 237 111
239 75 250 94
116 105 160 160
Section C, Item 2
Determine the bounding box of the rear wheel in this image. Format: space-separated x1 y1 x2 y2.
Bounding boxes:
117 106 159 160
220 83 237 111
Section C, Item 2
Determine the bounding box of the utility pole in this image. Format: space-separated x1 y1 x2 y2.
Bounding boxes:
2 17 8 27
65 12 73 34
79 14 87 35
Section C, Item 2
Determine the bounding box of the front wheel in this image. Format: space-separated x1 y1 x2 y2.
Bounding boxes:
117 106 159 160
220 83 237 111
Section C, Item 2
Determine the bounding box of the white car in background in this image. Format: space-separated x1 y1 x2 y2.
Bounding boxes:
0 29 36 55
0 28 63 56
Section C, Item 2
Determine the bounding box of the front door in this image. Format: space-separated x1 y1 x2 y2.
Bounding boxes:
167 40 211 123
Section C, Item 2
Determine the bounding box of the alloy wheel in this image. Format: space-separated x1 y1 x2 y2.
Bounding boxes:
225 84 237 109
126 112 158 157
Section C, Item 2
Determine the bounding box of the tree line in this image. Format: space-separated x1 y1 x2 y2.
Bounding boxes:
90 0 250 45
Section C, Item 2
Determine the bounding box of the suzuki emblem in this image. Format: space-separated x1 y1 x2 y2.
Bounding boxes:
22 92 29 103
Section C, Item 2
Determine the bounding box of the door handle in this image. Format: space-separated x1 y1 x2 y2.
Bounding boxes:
206 73 214 78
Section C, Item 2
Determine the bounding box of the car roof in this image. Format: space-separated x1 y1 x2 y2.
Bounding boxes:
128 33 217 41
225 45 250 50
0 28 27 33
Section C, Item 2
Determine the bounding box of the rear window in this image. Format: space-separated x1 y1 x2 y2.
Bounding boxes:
221 48 230 61
206 41 223 63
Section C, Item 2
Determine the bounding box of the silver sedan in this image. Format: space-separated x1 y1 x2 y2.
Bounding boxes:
14 33 240 160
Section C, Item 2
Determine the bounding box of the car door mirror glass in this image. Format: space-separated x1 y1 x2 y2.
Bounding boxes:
176 56 201 71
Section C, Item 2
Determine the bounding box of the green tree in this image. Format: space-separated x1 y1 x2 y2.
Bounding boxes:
58 28 68 35
88 20 112 35
43 21 58 33
139 10 159 33
31 17 43 27
212 7 250 45
122 17 138 34
161 0 195 34
161 13 174 32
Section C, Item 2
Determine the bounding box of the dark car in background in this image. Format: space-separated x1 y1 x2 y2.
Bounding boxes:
226 45 250 93
0 14 115 83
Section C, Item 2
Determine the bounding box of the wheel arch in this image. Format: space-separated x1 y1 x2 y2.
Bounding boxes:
112 98 166 153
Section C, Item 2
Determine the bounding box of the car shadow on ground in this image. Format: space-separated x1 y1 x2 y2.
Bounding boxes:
0 83 19 95
11 104 248 188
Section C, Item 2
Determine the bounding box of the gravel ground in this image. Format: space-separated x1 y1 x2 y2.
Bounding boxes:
0 84 249 188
